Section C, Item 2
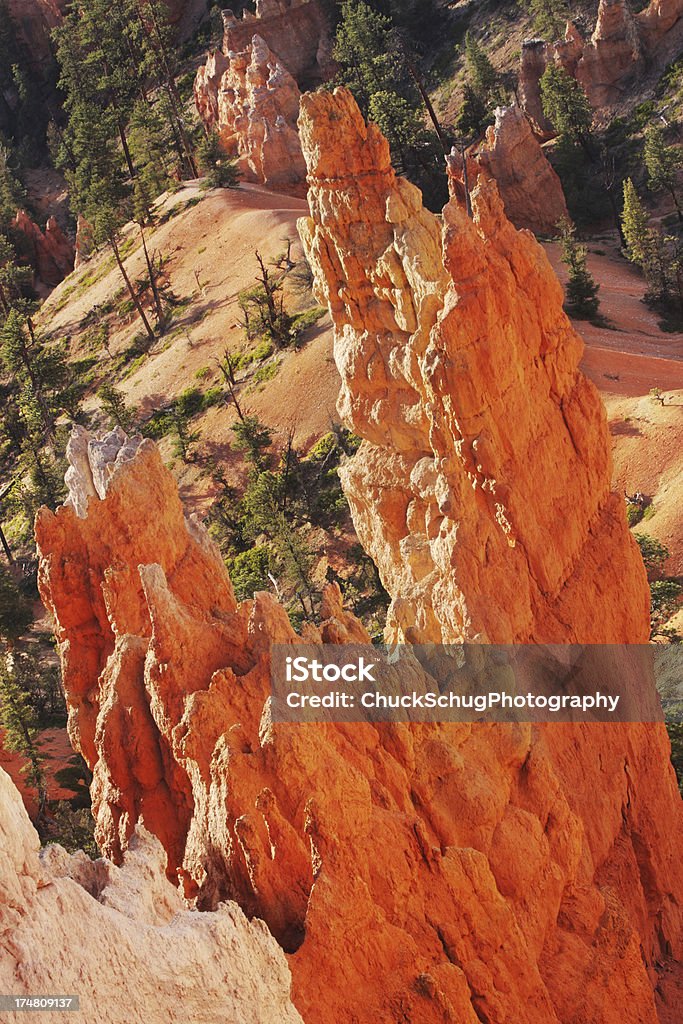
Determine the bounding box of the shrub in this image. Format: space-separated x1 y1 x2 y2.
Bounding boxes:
229 546 272 601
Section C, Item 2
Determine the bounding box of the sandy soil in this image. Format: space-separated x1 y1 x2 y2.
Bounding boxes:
546 237 683 574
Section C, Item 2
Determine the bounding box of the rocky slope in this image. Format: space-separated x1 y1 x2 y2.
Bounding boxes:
32 91 683 1024
0 766 302 1024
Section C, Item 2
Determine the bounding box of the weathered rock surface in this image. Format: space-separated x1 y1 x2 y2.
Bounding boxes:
520 0 683 118
298 88 648 646
35 90 683 1021
11 210 74 291
221 0 333 86
0 766 303 1024
467 105 568 235
4 0 67 66
194 34 305 187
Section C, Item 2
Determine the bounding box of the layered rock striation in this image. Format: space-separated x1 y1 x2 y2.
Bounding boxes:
0 767 302 1024
466 105 568 235
194 34 306 187
298 88 647 646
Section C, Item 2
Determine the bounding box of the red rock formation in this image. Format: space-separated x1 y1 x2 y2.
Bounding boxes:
298 88 647 646
35 93 683 1024
0 767 303 1023
575 0 643 108
11 210 74 290
193 49 230 132
520 0 683 118
195 34 306 188
467 105 568 235
519 38 554 135
4 0 67 66
221 0 333 86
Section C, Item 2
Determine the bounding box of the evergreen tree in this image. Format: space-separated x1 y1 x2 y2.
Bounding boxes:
644 124 683 221
97 383 136 431
540 63 593 154
455 84 488 136
0 654 47 818
559 218 600 319
621 178 676 307
526 0 569 40
0 564 32 643
622 178 652 265
464 32 499 109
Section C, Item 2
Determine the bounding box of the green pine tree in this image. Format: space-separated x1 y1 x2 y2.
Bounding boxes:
559 218 600 319
644 124 683 221
540 63 593 154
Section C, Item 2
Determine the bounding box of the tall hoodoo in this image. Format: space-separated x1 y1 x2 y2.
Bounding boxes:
466 105 568 236
194 34 306 188
297 87 648 646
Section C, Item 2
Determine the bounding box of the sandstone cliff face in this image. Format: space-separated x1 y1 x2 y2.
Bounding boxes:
35 93 683 1022
194 34 305 187
298 88 647 646
11 210 74 291
221 0 332 86
4 0 66 66
467 105 568 235
0 767 302 1024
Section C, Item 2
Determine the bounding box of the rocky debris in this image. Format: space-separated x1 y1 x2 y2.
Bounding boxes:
194 34 306 187
221 0 333 86
520 0 683 118
11 209 74 291
466 105 568 235
0 767 303 1024
298 88 648 646
36 92 683 1020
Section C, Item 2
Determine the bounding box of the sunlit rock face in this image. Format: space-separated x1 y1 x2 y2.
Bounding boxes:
465 105 569 236
33 89 683 1024
0 767 303 1024
194 34 306 187
520 0 683 119
298 87 648 647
